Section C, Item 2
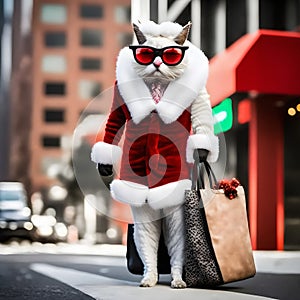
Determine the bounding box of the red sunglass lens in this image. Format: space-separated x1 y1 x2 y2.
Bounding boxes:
162 48 183 65
135 48 155 64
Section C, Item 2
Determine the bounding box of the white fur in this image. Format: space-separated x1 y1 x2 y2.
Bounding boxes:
110 179 191 209
147 179 191 210
91 141 122 164
139 21 183 39
116 42 208 124
131 207 161 286
131 204 186 288
110 180 149 206
140 272 158 287
186 133 219 163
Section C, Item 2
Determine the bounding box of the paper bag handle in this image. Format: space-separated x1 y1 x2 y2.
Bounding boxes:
191 158 217 191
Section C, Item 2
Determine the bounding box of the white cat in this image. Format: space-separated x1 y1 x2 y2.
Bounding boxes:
91 21 218 288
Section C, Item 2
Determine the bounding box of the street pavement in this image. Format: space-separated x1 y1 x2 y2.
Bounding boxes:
0 242 299 299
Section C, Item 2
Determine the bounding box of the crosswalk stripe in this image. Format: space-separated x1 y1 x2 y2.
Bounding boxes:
30 263 277 300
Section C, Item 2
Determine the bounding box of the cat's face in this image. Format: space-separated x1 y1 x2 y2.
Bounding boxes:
131 22 191 82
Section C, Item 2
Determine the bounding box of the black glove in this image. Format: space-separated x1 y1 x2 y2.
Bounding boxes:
194 149 209 163
97 164 113 176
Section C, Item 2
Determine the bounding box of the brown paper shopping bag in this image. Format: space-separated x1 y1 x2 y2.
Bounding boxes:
184 161 256 287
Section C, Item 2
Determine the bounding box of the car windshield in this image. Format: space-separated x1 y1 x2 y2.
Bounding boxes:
0 190 24 201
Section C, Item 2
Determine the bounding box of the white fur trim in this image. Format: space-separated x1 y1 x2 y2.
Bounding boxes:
139 21 183 39
186 134 219 163
116 42 208 124
110 180 148 206
91 141 122 164
110 179 192 209
147 179 192 210
116 48 155 124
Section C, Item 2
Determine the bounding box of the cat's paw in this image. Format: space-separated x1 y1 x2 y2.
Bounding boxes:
171 279 187 289
171 268 186 288
139 272 158 287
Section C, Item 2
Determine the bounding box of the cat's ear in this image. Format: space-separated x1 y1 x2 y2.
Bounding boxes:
133 23 147 44
174 22 192 45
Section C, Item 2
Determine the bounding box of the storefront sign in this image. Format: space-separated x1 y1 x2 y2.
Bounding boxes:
213 98 233 134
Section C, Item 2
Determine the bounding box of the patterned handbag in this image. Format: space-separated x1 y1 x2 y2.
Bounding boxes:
184 161 256 287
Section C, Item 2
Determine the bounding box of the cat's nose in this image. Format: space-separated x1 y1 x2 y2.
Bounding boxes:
153 57 162 68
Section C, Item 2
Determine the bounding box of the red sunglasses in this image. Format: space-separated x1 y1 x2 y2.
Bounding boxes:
129 45 189 66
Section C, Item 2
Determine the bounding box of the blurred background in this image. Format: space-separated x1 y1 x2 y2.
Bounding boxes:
0 0 300 250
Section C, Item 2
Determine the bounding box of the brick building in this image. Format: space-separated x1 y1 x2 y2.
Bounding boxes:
30 0 132 191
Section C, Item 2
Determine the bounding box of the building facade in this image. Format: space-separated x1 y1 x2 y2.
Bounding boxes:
0 0 12 181
30 0 132 191
9 0 33 190
143 0 300 58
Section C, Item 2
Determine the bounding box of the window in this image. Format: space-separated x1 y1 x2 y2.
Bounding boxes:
80 29 102 47
42 55 66 73
114 5 131 24
117 32 133 48
44 109 65 123
42 136 61 148
79 80 101 99
41 4 67 24
80 58 102 71
80 4 103 19
44 32 66 47
45 82 66 96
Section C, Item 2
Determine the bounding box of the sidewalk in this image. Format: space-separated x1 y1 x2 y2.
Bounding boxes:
253 250 300 274
26 242 300 274
2 241 300 275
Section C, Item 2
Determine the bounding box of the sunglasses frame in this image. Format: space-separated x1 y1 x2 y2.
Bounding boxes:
129 45 189 66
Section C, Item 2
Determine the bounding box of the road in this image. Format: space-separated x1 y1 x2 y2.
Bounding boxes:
0 242 299 299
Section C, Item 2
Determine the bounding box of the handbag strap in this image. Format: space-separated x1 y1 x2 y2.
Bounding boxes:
202 161 218 188
191 156 217 191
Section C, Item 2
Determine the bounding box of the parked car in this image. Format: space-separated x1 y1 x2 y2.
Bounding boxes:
0 182 33 241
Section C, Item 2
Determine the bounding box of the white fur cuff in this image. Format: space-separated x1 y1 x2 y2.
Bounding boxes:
110 179 192 209
110 180 148 206
147 179 192 210
91 141 122 164
186 134 219 163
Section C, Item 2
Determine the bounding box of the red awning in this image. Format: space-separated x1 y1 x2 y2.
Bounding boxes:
207 30 300 106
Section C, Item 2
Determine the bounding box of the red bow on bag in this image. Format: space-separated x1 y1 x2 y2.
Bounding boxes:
217 178 240 200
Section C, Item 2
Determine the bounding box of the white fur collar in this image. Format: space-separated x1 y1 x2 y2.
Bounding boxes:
115 42 209 124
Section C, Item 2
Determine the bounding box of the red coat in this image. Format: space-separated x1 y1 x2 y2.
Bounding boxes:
91 43 218 209
104 84 192 189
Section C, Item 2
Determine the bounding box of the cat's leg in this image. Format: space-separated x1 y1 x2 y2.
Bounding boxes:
131 205 161 287
162 205 186 289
